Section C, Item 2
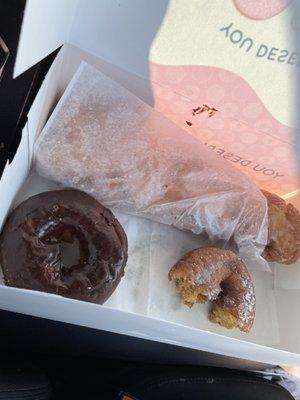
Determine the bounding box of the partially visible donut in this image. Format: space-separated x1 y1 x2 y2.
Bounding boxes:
262 190 300 265
169 247 255 332
0 190 128 303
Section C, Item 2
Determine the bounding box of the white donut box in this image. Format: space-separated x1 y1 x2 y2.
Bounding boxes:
0 0 299 370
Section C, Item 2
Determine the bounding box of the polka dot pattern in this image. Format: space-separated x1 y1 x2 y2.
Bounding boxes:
242 103 263 119
206 85 225 102
240 132 258 145
150 62 299 196
233 0 292 21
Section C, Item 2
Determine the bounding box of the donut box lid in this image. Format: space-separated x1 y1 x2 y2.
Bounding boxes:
10 0 300 200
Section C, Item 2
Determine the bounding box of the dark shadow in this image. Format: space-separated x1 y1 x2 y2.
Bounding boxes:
0 0 59 179
0 0 26 176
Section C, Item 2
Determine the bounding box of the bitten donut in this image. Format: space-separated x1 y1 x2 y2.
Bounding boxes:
262 190 300 265
0 190 128 303
169 247 255 332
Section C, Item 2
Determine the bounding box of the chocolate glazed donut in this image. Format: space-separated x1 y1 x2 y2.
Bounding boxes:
0 190 128 303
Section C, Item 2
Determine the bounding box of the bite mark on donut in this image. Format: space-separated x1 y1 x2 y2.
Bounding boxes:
209 305 240 331
169 247 255 332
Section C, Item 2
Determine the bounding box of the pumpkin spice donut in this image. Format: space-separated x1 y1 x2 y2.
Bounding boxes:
169 247 255 332
262 190 300 265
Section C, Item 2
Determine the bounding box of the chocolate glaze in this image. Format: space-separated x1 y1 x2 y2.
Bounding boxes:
0 190 128 303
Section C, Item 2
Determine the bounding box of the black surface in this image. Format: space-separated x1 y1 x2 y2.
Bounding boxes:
0 356 293 399
106 364 294 400
0 360 50 399
0 0 26 174
0 309 270 371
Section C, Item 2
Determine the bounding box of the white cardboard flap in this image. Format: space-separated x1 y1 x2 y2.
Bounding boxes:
14 0 78 77
15 0 170 80
70 0 169 79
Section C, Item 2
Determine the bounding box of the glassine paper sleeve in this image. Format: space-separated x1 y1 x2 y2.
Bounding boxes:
34 62 268 270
